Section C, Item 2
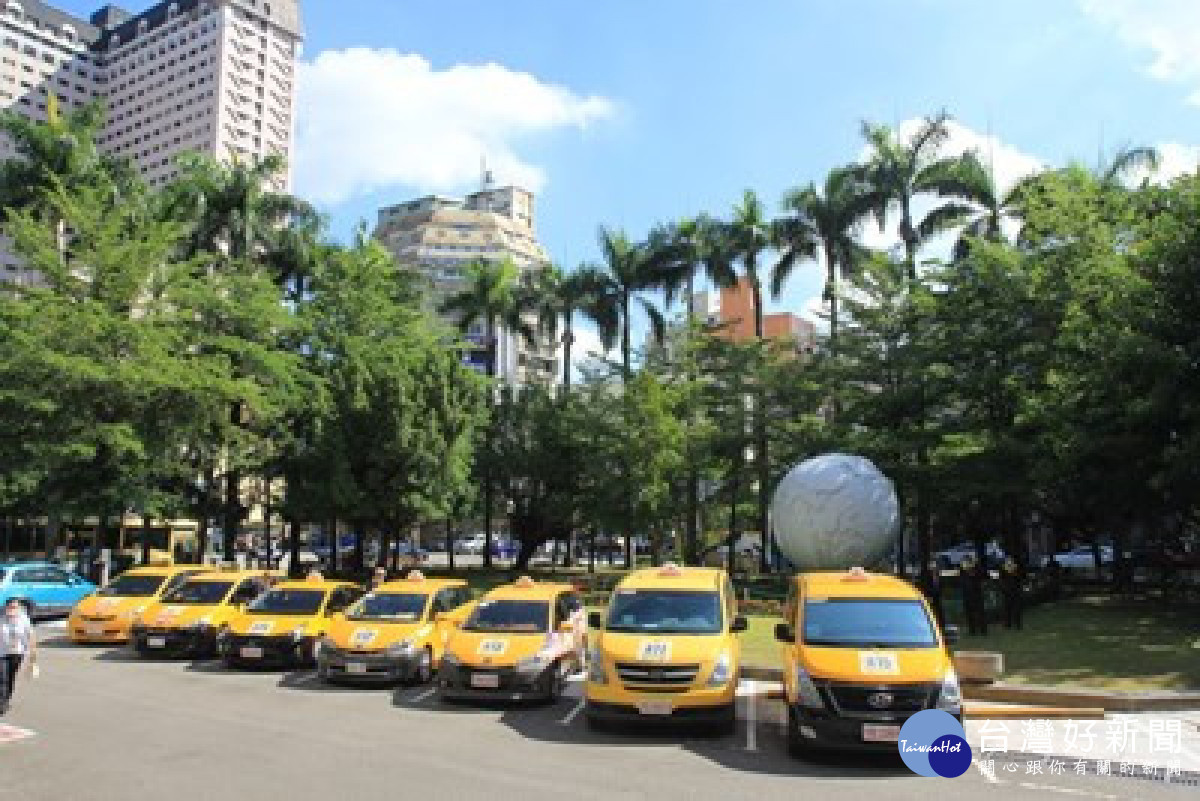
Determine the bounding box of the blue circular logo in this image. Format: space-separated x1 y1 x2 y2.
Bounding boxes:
897 709 971 778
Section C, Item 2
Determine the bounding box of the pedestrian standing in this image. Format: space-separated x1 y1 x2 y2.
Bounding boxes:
917 560 945 628
961 556 987 636
0 598 37 715
1000 558 1024 629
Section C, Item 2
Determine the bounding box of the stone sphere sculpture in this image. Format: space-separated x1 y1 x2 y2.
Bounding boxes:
771 453 900 570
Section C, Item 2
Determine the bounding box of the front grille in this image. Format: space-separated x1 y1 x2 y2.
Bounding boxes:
821 682 937 714
615 662 700 689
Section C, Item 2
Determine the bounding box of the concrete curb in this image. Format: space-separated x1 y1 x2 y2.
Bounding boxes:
740 666 1200 712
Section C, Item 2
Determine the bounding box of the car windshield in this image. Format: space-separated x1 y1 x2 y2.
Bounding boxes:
803 599 937 648
463 600 548 633
605 590 724 634
248 589 324 616
162 581 233 605
98 573 165 598
347 592 427 622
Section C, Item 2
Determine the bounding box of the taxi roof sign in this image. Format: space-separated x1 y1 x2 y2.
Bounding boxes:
406 570 426 582
514 575 535 588
658 563 683 577
843 566 870 582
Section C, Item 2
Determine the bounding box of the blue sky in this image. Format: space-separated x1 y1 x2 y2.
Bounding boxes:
58 0 1200 332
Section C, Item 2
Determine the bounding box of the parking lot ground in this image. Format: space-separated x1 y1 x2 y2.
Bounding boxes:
0 626 1193 801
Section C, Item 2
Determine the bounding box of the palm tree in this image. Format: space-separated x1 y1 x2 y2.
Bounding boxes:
857 111 992 279
718 189 785 573
775 166 875 354
581 227 667 568
440 257 537 568
162 152 315 559
527 263 601 391
856 111 992 573
642 215 734 565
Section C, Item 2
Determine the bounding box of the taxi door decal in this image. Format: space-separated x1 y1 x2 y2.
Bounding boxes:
859 651 900 675
248 621 274 635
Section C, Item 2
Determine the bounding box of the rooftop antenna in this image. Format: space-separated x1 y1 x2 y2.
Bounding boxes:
480 154 494 192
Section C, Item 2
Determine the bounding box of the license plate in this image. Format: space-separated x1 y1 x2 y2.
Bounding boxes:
470 672 500 689
240 646 264 659
636 700 674 716
85 624 104 636
863 724 901 742
146 636 166 648
346 662 368 675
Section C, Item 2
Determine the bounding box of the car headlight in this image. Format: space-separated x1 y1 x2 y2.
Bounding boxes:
586 648 607 684
707 652 733 687
937 668 962 712
794 665 824 710
386 639 416 658
441 652 461 668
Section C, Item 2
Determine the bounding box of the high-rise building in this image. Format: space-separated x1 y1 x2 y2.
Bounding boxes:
374 183 559 387
0 0 303 282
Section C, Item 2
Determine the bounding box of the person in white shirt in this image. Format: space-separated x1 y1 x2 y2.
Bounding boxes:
0 598 37 714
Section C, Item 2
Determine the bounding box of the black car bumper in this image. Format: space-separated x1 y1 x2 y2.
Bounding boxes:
585 700 736 726
220 634 313 668
437 662 553 701
788 704 964 751
318 649 420 684
130 626 218 658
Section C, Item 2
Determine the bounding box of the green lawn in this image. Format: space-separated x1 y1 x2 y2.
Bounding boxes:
957 596 1200 693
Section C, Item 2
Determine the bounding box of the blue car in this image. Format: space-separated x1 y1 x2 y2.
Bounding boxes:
1 561 96 619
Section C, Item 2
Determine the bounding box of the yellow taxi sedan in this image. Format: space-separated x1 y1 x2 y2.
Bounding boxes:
437 577 586 703
317 572 473 685
130 570 274 658
219 577 363 669
68 565 208 644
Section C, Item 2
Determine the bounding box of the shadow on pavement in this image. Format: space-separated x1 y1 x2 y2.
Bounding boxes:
276 669 390 694
491 697 913 780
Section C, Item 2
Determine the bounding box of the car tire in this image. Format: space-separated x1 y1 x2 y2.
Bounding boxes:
710 704 736 737
786 706 808 757
585 712 611 733
545 661 567 704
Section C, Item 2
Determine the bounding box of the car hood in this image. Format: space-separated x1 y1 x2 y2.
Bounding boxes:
328 618 431 651
72 595 152 620
445 630 546 667
227 613 324 637
594 631 729 664
139 602 226 629
800 645 949 683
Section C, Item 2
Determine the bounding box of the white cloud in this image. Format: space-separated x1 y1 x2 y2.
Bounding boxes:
1148 142 1200 182
1079 0 1200 97
294 48 615 204
798 294 828 331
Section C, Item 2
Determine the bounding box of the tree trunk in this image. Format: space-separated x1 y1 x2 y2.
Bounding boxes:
588 526 596 574
288 518 301 579
446 519 456 573
752 277 770 574
684 267 700 566
562 319 573 390
141 513 152 565
352 525 365 573
727 462 741 576
622 292 633 570
483 314 498 570
197 515 210 566
328 519 339 575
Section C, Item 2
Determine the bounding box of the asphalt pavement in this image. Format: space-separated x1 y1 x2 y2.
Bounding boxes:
0 624 1192 801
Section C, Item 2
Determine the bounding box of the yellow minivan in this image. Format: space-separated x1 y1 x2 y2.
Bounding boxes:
584 564 745 734
219 577 364 669
69 565 207 644
317 572 473 685
437 577 586 703
775 568 962 755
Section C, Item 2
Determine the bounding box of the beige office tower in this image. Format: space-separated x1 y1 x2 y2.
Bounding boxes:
0 0 302 283
375 184 560 388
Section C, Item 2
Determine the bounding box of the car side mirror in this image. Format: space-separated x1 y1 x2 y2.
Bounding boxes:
943 624 960 646
588 611 603 630
774 623 795 643
730 616 748 633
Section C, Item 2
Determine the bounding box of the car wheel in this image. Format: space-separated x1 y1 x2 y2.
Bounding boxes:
546 661 566 703
585 712 611 733
414 647 434 684
786 706 808 757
